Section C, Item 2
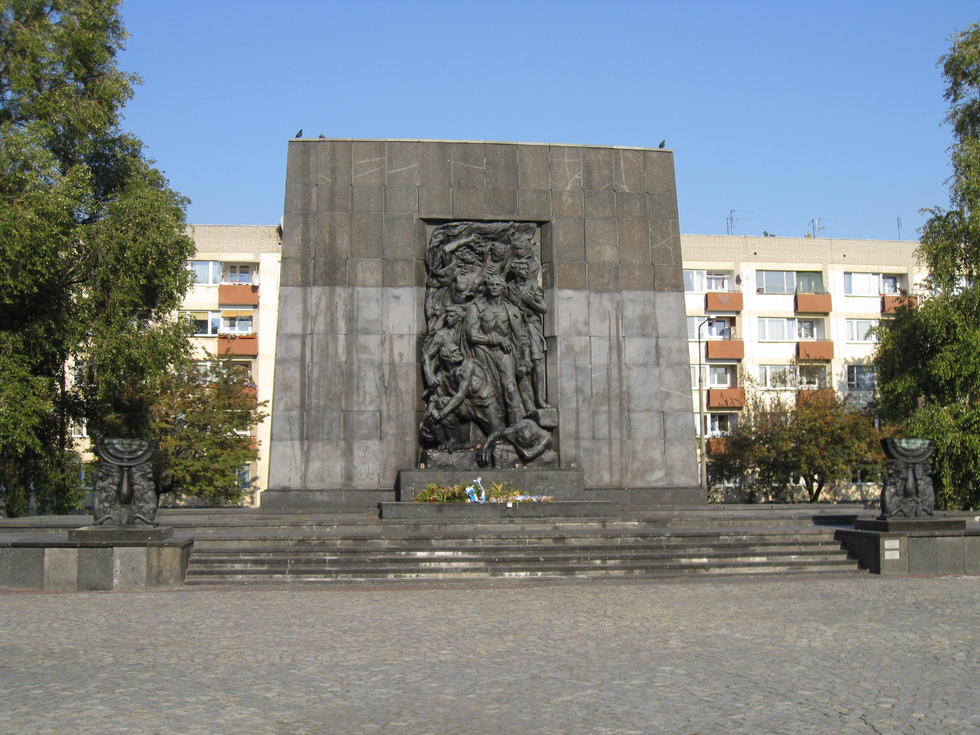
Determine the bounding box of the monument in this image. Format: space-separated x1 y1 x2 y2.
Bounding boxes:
264 139 701 509
838 437 974 575
877 437 935 519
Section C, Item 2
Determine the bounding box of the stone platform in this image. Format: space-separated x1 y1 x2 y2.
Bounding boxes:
837 517 979 575
378 500 617 519
1 525 191 591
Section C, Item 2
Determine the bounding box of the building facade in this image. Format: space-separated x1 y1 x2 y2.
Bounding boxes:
682 234 926 495
182 225 282 502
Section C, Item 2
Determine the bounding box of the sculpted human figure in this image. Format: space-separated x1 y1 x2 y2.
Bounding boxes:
477 418 553 467
507 258 551 409
421 305 464 394
450 239 484 306
465 274 529 426
485 239 510 277
423 236 458 331
424 344 505 441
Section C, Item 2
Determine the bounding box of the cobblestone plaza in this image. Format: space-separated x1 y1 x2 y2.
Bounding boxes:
2 575 977 734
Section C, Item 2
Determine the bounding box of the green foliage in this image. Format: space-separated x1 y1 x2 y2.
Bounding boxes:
149 357 267 505
709 390 885 503
873 24 980 510
414 482 469 503
0 1 194 515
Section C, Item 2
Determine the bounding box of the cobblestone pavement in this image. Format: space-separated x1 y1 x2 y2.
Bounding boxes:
1 575 978 735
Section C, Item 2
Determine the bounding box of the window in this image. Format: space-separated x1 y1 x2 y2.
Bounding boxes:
881 275 901 294
71 360 93 388
759 364 797 388
844 272 880 296
224 263 256 284
194 360 254 381
758 317 794 341
707 413 737 437
795 271 824 294
796 318 825 340
756 270 795 294
847 365 877 391
220 314 254 335
706 271 733 291
687 316 731 340
758 317 824 341
687 316 702 340
799 365 827 388
684 269 706 293
845 272 904 295
708 365 735 387
847 318 878 342
756 270 824 294
189 260 221 285
707 317 734 339
185 311 221 336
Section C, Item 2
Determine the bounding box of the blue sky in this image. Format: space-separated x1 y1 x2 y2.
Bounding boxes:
118 1 978 240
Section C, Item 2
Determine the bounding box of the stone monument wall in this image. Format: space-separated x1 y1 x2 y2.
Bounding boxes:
264 139 697 509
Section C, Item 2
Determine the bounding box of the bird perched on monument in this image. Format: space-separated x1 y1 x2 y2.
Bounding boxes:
658 140 666 149
295 128 303 138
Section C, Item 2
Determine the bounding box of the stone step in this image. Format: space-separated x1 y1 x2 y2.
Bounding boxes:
188 540 846 562
184 559 862 585
187 555 853 576
188 528 842 551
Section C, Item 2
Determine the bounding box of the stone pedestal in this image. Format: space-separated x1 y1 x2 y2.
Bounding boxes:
836 518 979 576
1 527 191 591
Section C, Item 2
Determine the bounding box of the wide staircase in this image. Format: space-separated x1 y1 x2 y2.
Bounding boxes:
180 506 867 585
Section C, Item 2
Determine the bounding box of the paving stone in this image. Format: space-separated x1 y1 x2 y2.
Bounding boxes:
1 576 977 734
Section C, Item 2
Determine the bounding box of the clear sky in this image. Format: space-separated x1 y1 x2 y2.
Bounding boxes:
118 1 978 241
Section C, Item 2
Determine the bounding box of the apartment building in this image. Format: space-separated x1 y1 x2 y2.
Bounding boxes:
681 234 926 470
182 225 281 502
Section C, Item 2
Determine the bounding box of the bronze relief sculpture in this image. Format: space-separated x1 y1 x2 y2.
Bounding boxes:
419 222 557 468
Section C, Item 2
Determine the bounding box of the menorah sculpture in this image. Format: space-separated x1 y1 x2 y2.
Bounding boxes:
91 438 159 526
879 438 935 519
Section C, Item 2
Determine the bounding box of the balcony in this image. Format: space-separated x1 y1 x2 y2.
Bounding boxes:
795 293 832 313
218 284 259 306
705 437 730 456
705 291 743 312
796 340 834 360
796 388 836 406
706 388 745 409
881 294 916 314
218 334 258 356
705 339 744 360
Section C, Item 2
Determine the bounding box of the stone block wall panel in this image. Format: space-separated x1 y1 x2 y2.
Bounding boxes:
269 140 697 507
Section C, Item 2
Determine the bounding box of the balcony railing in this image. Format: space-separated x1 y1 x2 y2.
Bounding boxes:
796 340 834 360
218 284 260 306
705 291 743 312
218 334 258 356
705 437 730 456
706 388 745 409
705 339 744 360
796 388 836 406
881 294 916 314
795 292 832 313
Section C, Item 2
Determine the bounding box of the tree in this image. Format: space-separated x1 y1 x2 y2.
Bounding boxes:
708 389 885 503
873 23 980 510
149 357 267 504
0 1 194 515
